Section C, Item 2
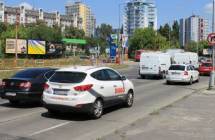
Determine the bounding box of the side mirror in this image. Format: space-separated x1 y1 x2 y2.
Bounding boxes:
121 76 127 81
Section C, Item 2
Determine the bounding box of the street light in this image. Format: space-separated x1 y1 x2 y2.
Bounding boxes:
209 0 215 89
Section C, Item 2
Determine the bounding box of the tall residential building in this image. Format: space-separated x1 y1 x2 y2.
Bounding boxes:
0 2 76 31
179 15 209 48
65 2 96 37
123 0 157 37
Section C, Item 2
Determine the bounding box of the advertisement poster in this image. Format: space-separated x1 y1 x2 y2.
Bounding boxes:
6 39 27 54
28 40 46 55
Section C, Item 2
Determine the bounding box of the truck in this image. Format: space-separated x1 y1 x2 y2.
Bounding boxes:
172 52 199 69
139 52 171 79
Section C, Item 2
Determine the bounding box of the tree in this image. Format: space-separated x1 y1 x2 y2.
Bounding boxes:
64 26 85 39
172 21 179 41
95 23 113 40
158 23 171 41
129 28 170 56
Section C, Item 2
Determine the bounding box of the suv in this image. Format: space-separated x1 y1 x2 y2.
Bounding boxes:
43 66 134 119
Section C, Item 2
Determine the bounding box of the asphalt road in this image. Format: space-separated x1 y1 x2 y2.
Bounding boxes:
0 63 209 140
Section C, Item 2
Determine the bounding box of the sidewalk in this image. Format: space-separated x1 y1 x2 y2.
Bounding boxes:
103 89 215 140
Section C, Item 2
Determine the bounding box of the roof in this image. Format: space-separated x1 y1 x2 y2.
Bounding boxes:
56 66 112 73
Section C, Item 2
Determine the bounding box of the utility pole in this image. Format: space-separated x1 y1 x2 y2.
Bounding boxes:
209 0 215 89
15 9 18 61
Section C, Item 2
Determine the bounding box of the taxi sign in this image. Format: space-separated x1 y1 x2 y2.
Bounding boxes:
207 33 215 46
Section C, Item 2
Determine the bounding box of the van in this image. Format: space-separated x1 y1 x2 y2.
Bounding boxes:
139 53 171 79
173 52 199 69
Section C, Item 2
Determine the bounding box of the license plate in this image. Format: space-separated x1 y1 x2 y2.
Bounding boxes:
142 66 148 69
54 90 68 96
6 92 16 96
172 72 180 75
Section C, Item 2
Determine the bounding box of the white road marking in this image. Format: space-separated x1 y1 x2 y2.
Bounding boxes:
29 121 71 136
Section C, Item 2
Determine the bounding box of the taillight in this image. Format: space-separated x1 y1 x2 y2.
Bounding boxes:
44 83 50 90
74 84 93 92
19 82 31 89
184 71 188 76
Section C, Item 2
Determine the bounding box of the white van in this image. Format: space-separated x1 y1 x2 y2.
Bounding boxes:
139 53 171 79
173 52 199 69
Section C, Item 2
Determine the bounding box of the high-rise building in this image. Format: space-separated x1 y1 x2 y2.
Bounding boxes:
123 0 157 37
0 2 75 31
179 15 209 48
65 2 96 37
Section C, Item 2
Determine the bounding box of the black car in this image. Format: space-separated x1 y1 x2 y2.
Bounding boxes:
0 68 56 104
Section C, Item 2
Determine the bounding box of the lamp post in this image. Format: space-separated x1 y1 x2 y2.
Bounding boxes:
15 9 19 61
209 0 215 89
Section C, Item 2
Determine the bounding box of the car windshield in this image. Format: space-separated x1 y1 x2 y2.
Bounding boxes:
12 69 45 79
169 65 185 71
202 63 212 67
49 72 87 83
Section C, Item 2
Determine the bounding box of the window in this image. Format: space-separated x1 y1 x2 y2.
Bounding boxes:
44 70 55 79
50 72 86 83
91 70 108 81
105 69 121 81
12 69 46 79
169 65 185 71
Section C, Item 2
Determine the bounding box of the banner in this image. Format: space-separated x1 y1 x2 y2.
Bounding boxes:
28 40 46 55
6 39 27 54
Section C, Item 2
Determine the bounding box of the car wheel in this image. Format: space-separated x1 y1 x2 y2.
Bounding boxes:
166 81 171 85
141 75 145 79
124 91 134 107
9 100 19 105
90 99 103 119
196 76 200 83
189 77 193 85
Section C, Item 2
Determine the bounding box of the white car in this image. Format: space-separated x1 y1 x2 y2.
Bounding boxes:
43 66 134 119
166 64 199 85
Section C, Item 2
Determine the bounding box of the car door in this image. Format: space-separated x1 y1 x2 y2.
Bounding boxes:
91 70 115 98
105 69 125 97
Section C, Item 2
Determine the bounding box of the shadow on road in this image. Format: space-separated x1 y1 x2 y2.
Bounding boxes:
41 104 125 121
0 101 41 109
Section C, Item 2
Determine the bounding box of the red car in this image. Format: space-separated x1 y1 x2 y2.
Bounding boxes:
135 50 144 62
199 63 215 75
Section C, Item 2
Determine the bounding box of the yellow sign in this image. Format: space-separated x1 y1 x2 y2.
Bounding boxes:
28 40 46 55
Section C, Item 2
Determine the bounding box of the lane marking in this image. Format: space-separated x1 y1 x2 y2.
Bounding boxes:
29 121 71 136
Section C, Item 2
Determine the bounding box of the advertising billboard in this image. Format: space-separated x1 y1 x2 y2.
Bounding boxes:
28 40 46 55
6 39 27 54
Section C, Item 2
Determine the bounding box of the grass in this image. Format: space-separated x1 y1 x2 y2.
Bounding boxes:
0 70 19 79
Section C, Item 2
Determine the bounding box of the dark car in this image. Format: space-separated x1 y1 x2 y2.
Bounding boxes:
0 68 56 104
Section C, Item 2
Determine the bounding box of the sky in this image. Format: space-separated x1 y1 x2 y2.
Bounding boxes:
2 0 213 29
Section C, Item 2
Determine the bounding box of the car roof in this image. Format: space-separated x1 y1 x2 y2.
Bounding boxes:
56 66 113 73
171 64 188 66
23 67 56 72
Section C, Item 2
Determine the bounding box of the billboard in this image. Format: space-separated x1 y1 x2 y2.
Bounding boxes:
6 39 27 54
46 43 63 55
28 40 46 55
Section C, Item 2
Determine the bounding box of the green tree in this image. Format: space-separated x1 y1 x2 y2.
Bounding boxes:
95 23 113 40
172 21 179 41
158 23 171 41
64 26 85 39
129 28 170 55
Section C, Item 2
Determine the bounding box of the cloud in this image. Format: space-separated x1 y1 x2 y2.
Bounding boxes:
19 2 33 10
204 2 213 14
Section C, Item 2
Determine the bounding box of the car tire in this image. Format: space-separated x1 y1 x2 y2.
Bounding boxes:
140 75 145 79
124 91 134 107
166 81 171 85
9 100 19 105
189 77 193 85
196 76 200 83
90 99 103 119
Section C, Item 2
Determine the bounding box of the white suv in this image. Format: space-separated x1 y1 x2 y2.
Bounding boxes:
166 64 199 85
43 66 134 119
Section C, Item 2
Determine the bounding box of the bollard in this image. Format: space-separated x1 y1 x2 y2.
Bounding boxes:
209 71 215 89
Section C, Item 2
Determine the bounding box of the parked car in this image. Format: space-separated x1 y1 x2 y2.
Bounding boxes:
0 68 56 104
43 66 134 119
199 62 214 76
166 64 199 85
139 52 171 79
135 50 145 62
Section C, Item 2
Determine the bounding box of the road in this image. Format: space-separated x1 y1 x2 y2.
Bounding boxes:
0 63 209 140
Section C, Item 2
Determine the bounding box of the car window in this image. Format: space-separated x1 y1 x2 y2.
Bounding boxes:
105 69 121 81
44 70 55 79
169 65 185 71
12 69 45 79
49 72 86 83
91 70 109 81
202 63 212 67
187 66 191 71
190 66 194 71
